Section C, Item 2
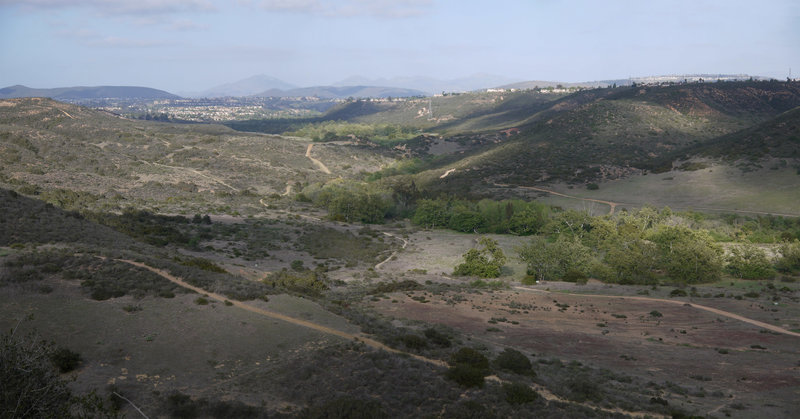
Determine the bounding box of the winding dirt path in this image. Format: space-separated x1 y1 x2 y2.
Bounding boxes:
513 286 800 337
305 143 331 174
110 258 664 418
495 183 621 215
374 232 408 270
115 259 441 365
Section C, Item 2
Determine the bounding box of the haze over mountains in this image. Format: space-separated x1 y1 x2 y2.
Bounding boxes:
0 85 179 100
1 73 776 101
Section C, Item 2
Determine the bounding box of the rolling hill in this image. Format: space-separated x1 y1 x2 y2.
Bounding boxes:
0 97 391 215
0 85 180 100
400 81 800 192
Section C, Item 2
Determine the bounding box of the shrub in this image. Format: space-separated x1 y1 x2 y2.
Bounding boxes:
650 310 663 318
586 183 599 190
445 364 487 388
565 375 604 402
178 257 226 273
563 269 588 284
449 347 490 370
50 347 82 373
669 289 688 297
503 382 538 404
290 260 305 271
399 334 428 350
195 297 209 305
301 397 387 419
1 331 72 417
423 328 451 347
446 347 490 387
494 348 533 375
453 237 506 278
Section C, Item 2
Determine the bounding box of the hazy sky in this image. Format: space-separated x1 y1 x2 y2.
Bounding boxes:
1 0 798 92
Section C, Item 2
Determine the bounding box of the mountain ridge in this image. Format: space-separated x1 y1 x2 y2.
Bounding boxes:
0 85 179 100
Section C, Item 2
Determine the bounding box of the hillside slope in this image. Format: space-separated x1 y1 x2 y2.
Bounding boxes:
409 81 800 193
0 98 391 214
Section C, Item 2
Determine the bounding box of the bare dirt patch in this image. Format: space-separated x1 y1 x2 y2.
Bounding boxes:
370 287 800 417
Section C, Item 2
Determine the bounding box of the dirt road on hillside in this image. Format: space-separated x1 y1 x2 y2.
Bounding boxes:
375 232 408 269
494 183 620 215
306 143 331 174
514 286 800 337
113 258 665 418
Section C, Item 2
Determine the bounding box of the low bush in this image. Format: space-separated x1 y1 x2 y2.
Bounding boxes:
494 348 533 375
50 348 82 373
503 382 538 404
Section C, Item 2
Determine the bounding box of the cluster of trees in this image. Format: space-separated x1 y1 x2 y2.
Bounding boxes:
413 198 551 234
286 121 418 144
300 180 394 223
515 207 799 285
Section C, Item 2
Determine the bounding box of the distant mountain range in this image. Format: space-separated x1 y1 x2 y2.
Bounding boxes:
256 85 426 99
333 73 522 94
186 75 298 98
0 85 179 100
2 74 774 102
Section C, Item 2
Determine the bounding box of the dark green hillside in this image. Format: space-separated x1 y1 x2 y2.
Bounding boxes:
408 81 800 192
686 106 800 161
0 188 139 249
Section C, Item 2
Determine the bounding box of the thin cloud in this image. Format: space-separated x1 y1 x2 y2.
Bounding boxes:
87 36 175 48
170 19 210 31
257 0 432 18
0 0 216 15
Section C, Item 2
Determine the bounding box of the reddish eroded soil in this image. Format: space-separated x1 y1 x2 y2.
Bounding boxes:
370 288 800 415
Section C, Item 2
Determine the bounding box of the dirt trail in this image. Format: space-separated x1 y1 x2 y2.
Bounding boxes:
440 168 456 179
258 198 322 222
146 162 239 192
514 286 800 337
112 258 664 418
114 259 443 367
374 232 408 270
305 143 331 174
495 183 620 215
281 184 292 196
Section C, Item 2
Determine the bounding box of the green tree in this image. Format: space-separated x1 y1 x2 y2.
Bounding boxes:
411 198 449 229
603 238 659 284
453 237 506 278
776 240 800 273
727 243 775 279
517 236 592 281
508 207 547 235
648 225 723 284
